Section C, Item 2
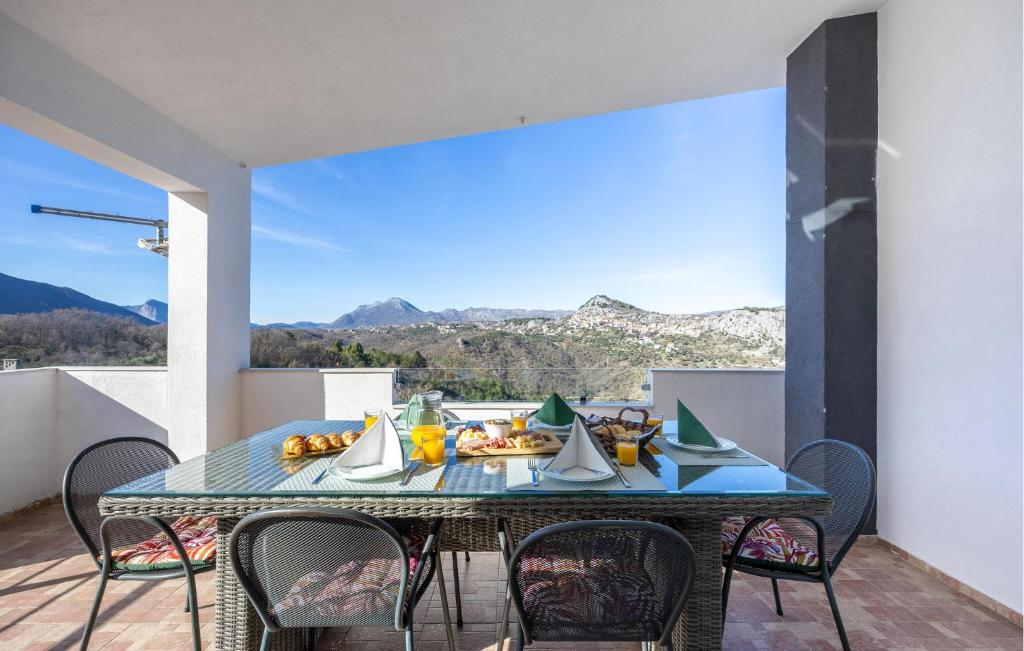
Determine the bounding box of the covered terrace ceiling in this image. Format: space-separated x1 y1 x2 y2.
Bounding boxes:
0 0 883 168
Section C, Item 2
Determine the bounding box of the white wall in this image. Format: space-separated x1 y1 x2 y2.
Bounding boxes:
241 369 325 436
0 367 170 515
651 369 785 466
56 368 168 467
0 369 57 515
877 0 1023 614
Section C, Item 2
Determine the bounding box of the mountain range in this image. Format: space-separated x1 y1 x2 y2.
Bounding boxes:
320 297 572 329
0 272 156 325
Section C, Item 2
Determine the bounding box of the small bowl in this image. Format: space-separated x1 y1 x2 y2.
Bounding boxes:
483 419 512 438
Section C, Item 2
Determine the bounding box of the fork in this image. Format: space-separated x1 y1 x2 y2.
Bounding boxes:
527 458 540 486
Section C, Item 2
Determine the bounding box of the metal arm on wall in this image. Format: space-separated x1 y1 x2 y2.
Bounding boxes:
30 204 169 257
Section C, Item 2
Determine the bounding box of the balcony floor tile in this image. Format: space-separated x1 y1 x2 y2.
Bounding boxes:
0 505 1018 650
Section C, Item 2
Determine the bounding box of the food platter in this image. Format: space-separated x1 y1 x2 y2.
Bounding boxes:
584 408 662 454
455 424 564 457
279 431 363 460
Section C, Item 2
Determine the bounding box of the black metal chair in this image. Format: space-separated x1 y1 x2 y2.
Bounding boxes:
497 519 696 650
722 439 876 651
229 507 456 651
63 436 213 650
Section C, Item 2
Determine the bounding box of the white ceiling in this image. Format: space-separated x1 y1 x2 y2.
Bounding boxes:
0 1 883 168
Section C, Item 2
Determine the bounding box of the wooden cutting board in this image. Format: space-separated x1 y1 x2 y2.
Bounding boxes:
455 432 563 457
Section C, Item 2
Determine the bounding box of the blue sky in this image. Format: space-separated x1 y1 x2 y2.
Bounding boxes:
1 87 785 324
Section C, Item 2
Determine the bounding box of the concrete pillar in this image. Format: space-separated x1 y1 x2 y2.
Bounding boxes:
167 173 251 459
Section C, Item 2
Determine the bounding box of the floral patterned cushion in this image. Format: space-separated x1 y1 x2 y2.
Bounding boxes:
106 515 217 570
721 516 820 572
271 534 424 622
516 537 660 628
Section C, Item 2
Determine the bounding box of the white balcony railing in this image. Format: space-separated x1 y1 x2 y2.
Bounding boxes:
0 366 784 516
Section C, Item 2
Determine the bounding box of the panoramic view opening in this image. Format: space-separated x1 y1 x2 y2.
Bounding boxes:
249 87 785 402
0 87 784 403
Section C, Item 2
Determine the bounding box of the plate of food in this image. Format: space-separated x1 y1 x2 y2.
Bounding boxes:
585 408 662 455
280 431 361 460
454 424 563 457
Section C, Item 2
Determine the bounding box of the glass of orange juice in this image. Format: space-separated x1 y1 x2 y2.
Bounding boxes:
615 434 639 466
364 408 382 431
415 424 447 465
510 410 529 433
647 413 664 432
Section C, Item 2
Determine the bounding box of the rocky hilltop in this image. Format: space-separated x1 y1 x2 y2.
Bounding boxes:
325 295 785 370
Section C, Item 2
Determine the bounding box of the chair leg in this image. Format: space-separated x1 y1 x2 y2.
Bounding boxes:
514 622 525 651
822 568 850 651
80 572 109 650
771 578 784 616
260 628 271 651
450 550 464 626
465 550 470 562
721 562 736 626
496 588 511 651
185 571 202 651
433 552 457 651
405 609 415 651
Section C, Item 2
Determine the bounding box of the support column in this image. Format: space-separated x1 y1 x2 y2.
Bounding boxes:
785 13 878 528
168 173 251 459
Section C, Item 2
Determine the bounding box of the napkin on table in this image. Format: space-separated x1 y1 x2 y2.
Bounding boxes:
534 392 576 427
542 415 616 479
331 414 407 475
677 399 720 448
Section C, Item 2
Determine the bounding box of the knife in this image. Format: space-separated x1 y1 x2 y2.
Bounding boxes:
399 461 422 486
311 466 329 485
611 462 632 488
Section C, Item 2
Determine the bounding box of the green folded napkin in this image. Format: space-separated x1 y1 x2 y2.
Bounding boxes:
677 399 719 447
534 392 576 427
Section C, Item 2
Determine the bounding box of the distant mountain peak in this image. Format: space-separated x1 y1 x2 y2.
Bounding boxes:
579 295 638 311
123 299 168 324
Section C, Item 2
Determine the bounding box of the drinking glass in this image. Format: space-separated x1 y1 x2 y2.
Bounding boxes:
647 413 664 433
419 425 447 465
510 410 529 433
615 434 639 466
364 408 382 431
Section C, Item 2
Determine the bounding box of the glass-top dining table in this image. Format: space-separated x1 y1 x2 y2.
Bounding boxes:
99 419 831 650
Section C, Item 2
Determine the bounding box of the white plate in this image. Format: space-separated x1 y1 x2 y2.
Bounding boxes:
528 418 573 432
329 462 406 481
662 436 738 453
539 464 615 482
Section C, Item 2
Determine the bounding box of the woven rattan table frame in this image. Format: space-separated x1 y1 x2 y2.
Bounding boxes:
100 492 830 650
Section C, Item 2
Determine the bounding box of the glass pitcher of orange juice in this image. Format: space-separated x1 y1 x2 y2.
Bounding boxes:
410 391 447 465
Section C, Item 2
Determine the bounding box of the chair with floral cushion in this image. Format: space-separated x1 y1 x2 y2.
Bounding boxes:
721 439 876 651
229 507 455 651
497 519 696 651
63 436 215 650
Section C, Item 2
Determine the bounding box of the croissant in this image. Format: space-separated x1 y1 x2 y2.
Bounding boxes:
306 434 331 452
341 430 361 447
283 435 306 458
325 433 344 449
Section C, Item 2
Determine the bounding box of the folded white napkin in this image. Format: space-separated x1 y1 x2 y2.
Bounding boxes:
331 414 406 476
542 415 616 479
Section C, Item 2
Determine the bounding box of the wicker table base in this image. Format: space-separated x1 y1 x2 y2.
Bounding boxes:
100 494 830 650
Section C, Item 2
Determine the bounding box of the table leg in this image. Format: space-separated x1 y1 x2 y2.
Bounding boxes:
672 515 723 650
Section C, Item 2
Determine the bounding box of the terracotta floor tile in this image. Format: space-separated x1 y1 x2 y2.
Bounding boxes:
0 505 1020 650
